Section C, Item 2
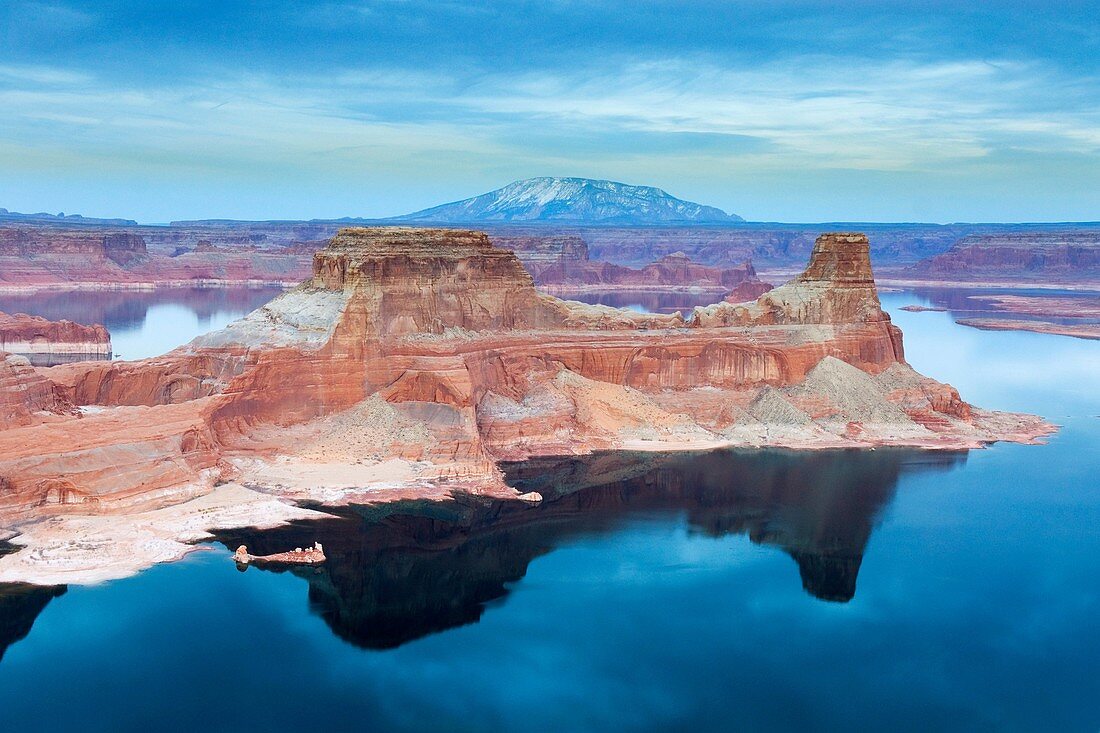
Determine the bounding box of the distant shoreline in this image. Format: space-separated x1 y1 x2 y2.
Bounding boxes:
0 279 296 294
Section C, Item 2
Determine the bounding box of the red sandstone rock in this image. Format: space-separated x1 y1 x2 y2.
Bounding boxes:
0 224 313 287
0 353 77 429
724 281 775 303
496 233 764 290
0 311 111 364
234 542 325 566
0 228 1052 527
905 231 1100 282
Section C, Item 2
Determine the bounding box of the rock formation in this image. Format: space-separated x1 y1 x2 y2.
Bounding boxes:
904 231 1100 285
495 234 765 291
0 311 111 365
899 291 1100 341
0 224 314 288
0 353 76 428
954 319 1100 341
0 228 1052 585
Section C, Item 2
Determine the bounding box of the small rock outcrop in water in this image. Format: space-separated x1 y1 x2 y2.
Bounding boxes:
233 543 326 566
0 228 1053 585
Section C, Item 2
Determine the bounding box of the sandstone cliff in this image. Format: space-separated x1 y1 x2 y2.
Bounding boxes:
0 224 314 288
494 234 764 290
0 353 75 428
904 231 1100 283
0 228 1052 584
0 312 111 366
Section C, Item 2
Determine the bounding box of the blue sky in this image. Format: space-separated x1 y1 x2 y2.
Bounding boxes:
1 1 1098 222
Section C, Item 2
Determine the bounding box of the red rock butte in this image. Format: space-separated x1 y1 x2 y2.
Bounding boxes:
0 228 1051 537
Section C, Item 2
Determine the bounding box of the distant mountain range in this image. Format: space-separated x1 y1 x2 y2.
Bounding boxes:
395 177 743 224
0 208 138 226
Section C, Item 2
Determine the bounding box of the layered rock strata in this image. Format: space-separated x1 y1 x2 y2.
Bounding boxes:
0 312 111 365
902 231 1100 286
0 229 1052 584
0 225 314 288
0 354 76 428
495 234 764 291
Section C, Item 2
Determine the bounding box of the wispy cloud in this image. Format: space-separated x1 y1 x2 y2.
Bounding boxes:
0 1 1097 221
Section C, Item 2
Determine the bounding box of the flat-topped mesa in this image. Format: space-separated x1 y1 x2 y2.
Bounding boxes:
313 227 572 337
0 312 111 366
0 225 1054 581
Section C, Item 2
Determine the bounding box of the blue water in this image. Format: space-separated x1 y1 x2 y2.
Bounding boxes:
0 290 1097 732
0 286 285 360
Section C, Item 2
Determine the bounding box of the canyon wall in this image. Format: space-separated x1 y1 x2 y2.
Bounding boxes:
0 312 111 365
904 231 1100 284
0 229 1049 542
7 219 1100 292
492 234 763 290
0 354 75 429
0 225 314 287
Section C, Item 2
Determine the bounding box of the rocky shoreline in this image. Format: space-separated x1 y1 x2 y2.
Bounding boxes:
0 312 111 367
0 228 1054 586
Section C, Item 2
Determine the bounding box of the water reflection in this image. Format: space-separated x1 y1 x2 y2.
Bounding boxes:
904 286 1100 326
0 286 285 360
0 583 65 663
0 286 284 332
210 447 964 650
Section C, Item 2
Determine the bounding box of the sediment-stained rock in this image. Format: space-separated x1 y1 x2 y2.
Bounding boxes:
0 353 77 428
495 233 764 291
0 311 111 365
0 228 1053 584
903 231 1100 285
0 224 313 288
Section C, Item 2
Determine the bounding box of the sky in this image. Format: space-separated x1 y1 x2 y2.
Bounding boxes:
0 0 1098 223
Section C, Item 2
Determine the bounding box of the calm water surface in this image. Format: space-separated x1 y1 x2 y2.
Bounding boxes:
0 286 286 359
0 288 1097 732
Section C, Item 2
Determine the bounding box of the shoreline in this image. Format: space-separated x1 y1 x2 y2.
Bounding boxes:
536 284 731 295
0 411 1056 588
874 275 1100 293
956 319 1100 341
6 276 1100 296
0 279 297 294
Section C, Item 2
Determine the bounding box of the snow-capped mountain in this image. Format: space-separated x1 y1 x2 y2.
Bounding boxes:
395 177 742 223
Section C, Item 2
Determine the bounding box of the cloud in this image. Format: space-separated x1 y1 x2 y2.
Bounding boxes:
0 1 1098 220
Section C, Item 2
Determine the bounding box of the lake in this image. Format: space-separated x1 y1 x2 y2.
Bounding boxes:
0 286 1097 732
0 286 286 360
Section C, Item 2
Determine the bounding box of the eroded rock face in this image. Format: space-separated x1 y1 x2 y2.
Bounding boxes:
312 228 572 336
496 233 764 290
906 231 1100 281
0 228 1050 536
0 223 313 287
0 312 111 365
0 353 76 428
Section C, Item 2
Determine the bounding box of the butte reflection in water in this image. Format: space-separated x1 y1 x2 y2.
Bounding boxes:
0 447 965 657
